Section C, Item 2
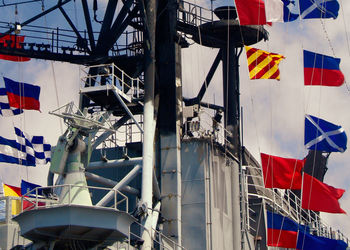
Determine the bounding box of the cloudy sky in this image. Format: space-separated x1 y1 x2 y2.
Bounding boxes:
0 0 349 242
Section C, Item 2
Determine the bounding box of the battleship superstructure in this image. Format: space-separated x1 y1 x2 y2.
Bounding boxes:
0 1 348 249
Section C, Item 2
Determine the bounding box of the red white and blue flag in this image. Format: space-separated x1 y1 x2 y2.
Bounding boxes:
235 0 339 25
235 0 298 25
267 211 309 248
3 77 41 111
304 50 344 86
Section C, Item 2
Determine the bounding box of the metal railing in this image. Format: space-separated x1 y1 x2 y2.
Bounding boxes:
0 196 58 223
129 220 187 250
0 21 143 57
183 109 238 161
178 1 215 27
0 194 187 249
81 63 144 101
242 165 349 244
0 195 189 250
21 184 129 213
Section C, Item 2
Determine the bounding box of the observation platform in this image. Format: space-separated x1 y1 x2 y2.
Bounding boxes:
80 63 144 116
14 205 136 247
177 4 268 48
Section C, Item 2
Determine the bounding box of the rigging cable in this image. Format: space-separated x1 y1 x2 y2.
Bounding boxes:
319 17 350 93
234 1 283 246
43 11 64 135
339 0 350 56
234 3 267 247
298 4 341 248
239 6 314 248
13 2 29 181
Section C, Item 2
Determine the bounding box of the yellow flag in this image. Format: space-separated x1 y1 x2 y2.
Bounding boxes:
3 184 21 215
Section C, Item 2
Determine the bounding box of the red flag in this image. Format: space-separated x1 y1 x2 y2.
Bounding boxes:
235 0 268 25
268 228 298 248
302 173 346 214
261 153 305 189
0 34 30 62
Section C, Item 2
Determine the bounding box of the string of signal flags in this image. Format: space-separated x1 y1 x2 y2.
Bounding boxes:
245 47 345 87
241 0 347 214
240 0 347 215
237 0 344 85
261 115 347 250
0 76 51 167
237 1 348 249
241 0 347 218
261 113 348 249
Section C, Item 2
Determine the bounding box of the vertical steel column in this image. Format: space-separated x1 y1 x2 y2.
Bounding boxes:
141 0 156 248
156 0 182 245
222 43 242 250
222 44 240 154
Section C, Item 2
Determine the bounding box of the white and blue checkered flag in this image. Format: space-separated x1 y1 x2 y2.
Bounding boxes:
305 115 347 153
14 127 51 165
0 88 23 116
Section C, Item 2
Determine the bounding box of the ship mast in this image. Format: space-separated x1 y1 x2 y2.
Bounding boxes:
140 0 156 247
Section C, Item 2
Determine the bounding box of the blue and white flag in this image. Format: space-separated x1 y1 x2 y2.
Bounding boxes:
0 136 30 165
266 0 299 22
14 127 51 165
300 0 339 19
305 115 347 153
0 88 23 116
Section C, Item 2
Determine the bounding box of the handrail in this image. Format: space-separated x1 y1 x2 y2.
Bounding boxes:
0 20 143 57
81 63 144 101
178 1 215 27
21 184 129 213
242 168 349 243
130 220 187 250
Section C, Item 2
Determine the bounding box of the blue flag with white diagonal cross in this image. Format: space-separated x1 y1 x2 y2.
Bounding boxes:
304 114 347 153
299 0 340 19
